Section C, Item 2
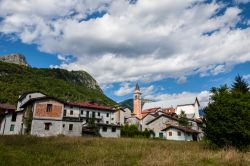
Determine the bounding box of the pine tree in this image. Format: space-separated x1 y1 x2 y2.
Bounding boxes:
232 75 249 94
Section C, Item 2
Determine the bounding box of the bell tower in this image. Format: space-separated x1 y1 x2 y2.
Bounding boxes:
133 82 142 118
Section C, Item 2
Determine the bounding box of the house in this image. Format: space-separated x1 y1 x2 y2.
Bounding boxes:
0 103 18 135
1 92 121 138
161 124 200 141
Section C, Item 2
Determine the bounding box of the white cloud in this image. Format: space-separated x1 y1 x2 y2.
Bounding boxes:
176 76 187 84
144 90 210 108
243 74 250 80
114 82 134 96
0 0 250 84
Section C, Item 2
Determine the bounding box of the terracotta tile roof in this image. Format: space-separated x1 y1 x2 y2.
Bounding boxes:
162 107 175 114
161 124 200 133
68 102 115 112
141 107 160 114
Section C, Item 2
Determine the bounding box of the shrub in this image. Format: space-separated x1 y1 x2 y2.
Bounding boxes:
121 124 153 138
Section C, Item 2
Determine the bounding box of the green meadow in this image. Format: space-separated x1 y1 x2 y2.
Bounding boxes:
0 136 249 166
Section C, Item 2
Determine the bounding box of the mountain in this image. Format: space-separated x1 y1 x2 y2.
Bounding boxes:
0 60 115 106
0 53 30 66
119 99 134 111
119 98 155 112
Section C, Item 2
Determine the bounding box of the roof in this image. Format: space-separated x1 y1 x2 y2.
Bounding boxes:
20 96 65 108
141 107 160 114
18 91 46 101
0 103 16 110
67 102 115 112
20 96 116 112
142 97 199 110
146 114 179 125
161 124 200 133
135 82 140 91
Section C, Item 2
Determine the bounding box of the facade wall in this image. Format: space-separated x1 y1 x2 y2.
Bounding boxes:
176 102 200 119
145 116 178 137
163 128 193 141
124 108 132 119
0 112 23 135
31 119 62 137
114 110 125 125
64 105 115 124
61 121 82 136
141 114 155 131
99 126 120 138
33 100 63 120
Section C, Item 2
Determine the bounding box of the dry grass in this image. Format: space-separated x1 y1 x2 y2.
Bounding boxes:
0 135 249 166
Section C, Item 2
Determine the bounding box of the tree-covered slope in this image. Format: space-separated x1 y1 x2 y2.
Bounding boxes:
0 61 115 105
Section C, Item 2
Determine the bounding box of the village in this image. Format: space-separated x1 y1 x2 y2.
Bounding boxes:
0 83 203 141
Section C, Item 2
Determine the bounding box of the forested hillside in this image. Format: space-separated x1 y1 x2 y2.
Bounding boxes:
0 61 115 105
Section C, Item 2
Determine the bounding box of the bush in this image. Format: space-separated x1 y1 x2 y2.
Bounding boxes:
121 124 153 138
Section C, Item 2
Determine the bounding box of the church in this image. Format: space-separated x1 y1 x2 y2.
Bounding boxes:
127 83 203 141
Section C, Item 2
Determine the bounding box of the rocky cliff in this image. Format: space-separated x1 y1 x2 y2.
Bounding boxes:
0 53 30 66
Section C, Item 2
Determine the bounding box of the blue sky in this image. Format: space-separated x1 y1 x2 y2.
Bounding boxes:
0 0 250 105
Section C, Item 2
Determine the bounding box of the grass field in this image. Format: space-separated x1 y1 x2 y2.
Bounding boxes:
0 136 249 166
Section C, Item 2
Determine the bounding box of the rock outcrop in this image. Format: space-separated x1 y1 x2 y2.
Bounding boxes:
0 53 30 66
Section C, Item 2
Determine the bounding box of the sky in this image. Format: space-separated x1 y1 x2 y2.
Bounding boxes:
0 0 250 106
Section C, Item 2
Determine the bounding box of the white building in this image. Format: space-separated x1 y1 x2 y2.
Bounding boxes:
1 92 121 138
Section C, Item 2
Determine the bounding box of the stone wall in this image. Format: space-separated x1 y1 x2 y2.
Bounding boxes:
31 119 62 137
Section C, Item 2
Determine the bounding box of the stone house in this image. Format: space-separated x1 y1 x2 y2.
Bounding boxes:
1 92 121 138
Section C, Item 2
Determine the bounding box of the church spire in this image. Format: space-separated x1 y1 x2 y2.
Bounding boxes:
135 82 140 91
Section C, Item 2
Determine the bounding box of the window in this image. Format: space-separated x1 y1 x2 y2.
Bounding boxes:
81 110 83 115
112 127 116 132
106 121 109 124
86 111 89 118
69 124 73 131
10 124 15 131
98 112 100 116
169 132 172 136
46 104 52 112
63 110 66 116
63 124 65 128
111 118 114 120
92 112 96 118
11 113 17 122
106 113 109 117
44 123 50 130
102 126 107 132
178 131 181 136
70 110 73 115
97 120 100 123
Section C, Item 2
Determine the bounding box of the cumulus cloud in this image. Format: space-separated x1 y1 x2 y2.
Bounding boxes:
114 82 134 96
243 74 250 80
176 76 187 84
0 0 250 84
144 90 211 108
